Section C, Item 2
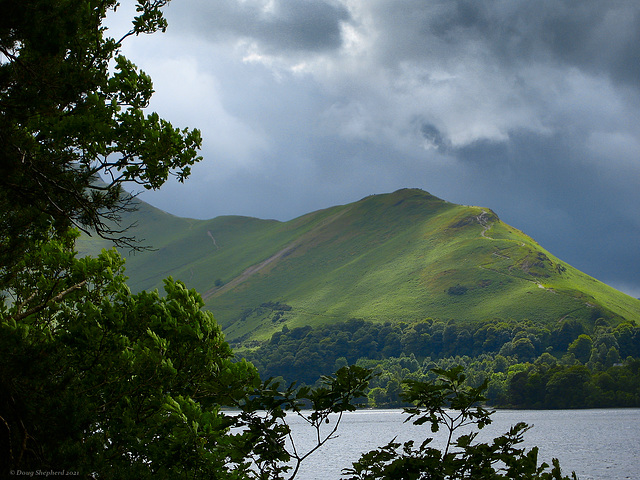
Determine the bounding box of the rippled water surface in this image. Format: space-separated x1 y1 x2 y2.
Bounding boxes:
284 408 640 480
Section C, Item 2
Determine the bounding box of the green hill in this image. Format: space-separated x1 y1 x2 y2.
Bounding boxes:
77 188 640 344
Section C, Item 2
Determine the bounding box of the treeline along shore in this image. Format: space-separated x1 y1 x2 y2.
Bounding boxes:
240 316 640 409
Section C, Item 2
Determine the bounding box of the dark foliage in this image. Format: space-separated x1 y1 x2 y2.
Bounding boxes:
0 0 202 289
242 317 640 408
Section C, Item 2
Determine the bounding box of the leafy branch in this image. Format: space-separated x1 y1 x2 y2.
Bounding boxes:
343 366 578 480
234 365 372 480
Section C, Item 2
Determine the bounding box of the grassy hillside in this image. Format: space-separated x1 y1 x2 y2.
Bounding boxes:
77 189 640 344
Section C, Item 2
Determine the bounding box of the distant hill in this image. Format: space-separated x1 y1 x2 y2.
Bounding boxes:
77 188 640 345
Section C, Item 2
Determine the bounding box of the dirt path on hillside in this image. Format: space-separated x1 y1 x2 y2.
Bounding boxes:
476 210 493 238
207 231 220 249
202 206 353 301
202 243 298 300
476 212 561 295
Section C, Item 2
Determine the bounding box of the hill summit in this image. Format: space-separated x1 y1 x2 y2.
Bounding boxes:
78 188 640 344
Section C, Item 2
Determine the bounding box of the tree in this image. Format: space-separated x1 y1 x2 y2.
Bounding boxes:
568 334 593 364
0 0 202 288
511 337 536 361
0 236 254 476
545 366 591 409
343 366 577 480
0 231 372 476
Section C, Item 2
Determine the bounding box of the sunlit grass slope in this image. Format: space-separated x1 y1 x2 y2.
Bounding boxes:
78 189 640 344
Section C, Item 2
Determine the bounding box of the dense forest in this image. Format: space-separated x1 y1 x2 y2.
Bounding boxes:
241 314 640 408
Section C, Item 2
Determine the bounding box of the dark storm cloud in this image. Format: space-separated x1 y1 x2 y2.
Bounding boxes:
364 0 640 88
171 0 350 53
420 123 449 151
494 0 640 88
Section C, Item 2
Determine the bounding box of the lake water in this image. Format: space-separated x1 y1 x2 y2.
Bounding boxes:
283 408 640 480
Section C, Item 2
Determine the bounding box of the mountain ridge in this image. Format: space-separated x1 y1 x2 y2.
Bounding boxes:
77 188 640 345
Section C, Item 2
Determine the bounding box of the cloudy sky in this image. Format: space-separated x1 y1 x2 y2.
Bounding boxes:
109 0 640 298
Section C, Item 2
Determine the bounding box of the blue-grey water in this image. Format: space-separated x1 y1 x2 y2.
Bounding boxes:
283 408 640 480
